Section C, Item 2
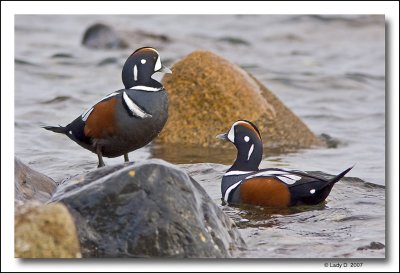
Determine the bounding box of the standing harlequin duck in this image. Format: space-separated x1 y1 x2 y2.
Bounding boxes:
217 120 353 207
44 47 171 167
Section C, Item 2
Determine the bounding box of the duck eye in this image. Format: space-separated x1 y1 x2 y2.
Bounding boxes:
141 59 146 64
244 136 250 142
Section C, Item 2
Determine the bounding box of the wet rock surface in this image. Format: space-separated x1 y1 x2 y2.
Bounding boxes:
15 201 81 258
158 50 322 149
50 159 245 257
15 157 56 206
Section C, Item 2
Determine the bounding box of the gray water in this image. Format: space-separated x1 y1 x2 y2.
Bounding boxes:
15 15 385 258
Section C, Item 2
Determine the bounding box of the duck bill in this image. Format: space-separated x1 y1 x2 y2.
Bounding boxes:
216 133 229 141
157 65 172 74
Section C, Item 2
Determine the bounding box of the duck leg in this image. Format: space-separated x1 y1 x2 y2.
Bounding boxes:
96 145 105 168
124 153 129 163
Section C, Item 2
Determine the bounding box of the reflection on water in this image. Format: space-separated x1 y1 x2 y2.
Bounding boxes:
151 143 300 165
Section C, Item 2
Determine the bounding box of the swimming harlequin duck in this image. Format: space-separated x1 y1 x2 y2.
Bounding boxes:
44 47 171 167
217 120 353 207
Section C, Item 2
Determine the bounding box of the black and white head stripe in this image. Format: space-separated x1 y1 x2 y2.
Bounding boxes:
247 144 254 160
132 47 162 72
227 120 261 142
154 53 162 72
133 65 138 81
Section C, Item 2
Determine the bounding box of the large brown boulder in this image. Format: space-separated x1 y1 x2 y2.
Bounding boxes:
15 201 81 258
15 157 56 206
157 50 322 149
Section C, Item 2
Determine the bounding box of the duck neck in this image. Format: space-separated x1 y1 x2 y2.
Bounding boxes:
229 142 262 172
136 77 163 88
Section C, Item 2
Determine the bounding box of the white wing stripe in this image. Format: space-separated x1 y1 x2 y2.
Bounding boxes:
246 170 288 179
245 171 302 185
282 174 302 180
277 176 297 185
81 92 118 121
102 92 119 100
81 107 94 121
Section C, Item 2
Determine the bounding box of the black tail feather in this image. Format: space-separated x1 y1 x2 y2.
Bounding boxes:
329 165 354 185
42 125 67 134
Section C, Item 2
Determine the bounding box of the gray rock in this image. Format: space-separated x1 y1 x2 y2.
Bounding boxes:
15 157 56 206
357 241 385 251
82 23 127 49
50 159 245 257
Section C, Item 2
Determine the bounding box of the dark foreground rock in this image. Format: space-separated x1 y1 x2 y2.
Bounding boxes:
158 50 322 149
15 201 81 258
15 157 56 206
50 160 245 258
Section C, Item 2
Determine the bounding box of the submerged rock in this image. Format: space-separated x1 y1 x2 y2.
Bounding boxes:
50 160 245 258
81 23 171 50
157 50 322 149
14 157 56 206
82 23 128 49
357 242 385 251
15 201 81 258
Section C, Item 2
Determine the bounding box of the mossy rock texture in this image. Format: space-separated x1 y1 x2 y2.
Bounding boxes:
157 50 322 149
15 201 81 258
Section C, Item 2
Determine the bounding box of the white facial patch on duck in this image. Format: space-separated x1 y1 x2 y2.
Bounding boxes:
141 59 146 64
245 171 302 185
227 125 235 142
247 144 254 161
227 121 257 143
133 65 138 81
244 136 250 142
154 55 161 71
310 189 316 194
122 91 152 118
